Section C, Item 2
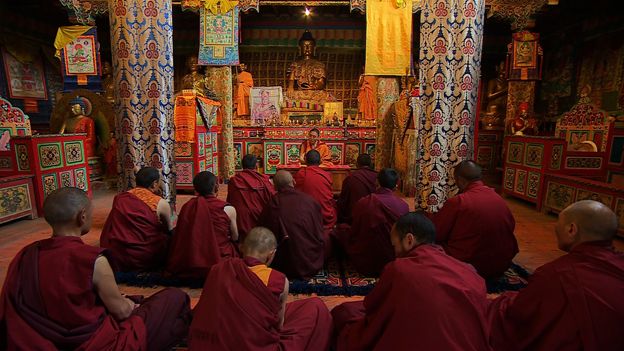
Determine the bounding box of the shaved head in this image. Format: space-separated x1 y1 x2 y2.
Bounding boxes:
273 170 294 190
43 187 92 234
242 227 277 256
560 200 618 242
455 160 482 181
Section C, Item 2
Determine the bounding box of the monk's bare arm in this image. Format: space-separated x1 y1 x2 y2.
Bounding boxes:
157 198 174 231
278 279 289 329
93 256 137 321
224 205 239 242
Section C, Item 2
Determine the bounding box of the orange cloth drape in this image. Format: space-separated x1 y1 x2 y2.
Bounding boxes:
358 76 378 120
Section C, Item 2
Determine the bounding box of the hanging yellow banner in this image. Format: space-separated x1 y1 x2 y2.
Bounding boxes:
365 0 412 76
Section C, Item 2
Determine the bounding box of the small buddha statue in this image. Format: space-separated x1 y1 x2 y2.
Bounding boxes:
60 97 96 157
287 30 326 94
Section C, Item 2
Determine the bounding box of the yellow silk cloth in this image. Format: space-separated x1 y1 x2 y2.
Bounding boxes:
54 26 92 58
203 0 238 14
365 0 412 76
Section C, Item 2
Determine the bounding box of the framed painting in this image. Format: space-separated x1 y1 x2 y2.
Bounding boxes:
250 87 281 126
63 35 98 75
2 50 48 100
513 39 537 68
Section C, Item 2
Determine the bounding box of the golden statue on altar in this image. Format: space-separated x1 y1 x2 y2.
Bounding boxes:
60 97 96 158
481 61 508 130
287 30 326 93
180 56 213 97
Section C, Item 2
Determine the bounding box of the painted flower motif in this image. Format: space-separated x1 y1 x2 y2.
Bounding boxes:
434 38 447 54
149 120 161 135
459 110 471 125
121 119 133 135
432 110 444 125
145 41 159 60
431 143 442 156
123 154 134 169
114 0 126 16
462 39 475 55
434 1 448 16
150 154 163 169
427 195 439 206
457 144 468 157
117 41 129 59
147 82 160 99
119 81 131 99
460 75 473 91
464 1 477 17
144 0 158 17
432 74 445 90
429 170 441 182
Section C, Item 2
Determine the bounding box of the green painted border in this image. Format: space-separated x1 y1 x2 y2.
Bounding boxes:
37 142 63 170
64 141 85 166
264 141 284 175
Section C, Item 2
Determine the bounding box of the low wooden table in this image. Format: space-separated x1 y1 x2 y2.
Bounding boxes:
275 164 351 193
0 175 38 225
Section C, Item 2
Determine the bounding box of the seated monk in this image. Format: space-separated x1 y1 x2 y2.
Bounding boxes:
337 153 378 224
100 167 174 272
299 128 332 166
166 171 239 279
487 200 624 351
260 170 325 279
295 150 337 239
227 154 275 242
0 188 191 350
189 227 332 350
332 212 492 351
338 168 409 276
429 160 518 278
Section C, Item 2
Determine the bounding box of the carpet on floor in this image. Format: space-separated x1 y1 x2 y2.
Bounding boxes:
115 261 529 296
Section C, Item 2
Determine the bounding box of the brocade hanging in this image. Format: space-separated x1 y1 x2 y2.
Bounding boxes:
198 7 240 66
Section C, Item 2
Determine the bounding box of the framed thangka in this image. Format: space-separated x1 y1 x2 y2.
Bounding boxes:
507 31 543 81
2 50 48 100
199 6 239 66
250 87 282 126
56 26 102 90
64 35 97 75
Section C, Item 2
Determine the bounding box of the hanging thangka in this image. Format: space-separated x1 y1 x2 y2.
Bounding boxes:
54 26 102 91
198 6 240 66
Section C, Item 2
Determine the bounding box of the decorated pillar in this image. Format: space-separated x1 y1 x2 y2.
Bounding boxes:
108 0 176 204
415 0 485 211
205 67 236 180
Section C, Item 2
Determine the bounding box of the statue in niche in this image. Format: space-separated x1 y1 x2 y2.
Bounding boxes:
61 97 96 157
481 61 508 130
287 30 326 94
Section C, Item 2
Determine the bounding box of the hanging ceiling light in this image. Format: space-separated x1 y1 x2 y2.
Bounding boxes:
304 7 311 16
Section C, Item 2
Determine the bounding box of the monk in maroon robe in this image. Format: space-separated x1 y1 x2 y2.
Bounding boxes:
227 154 275 242
488 200 624 351
339 168 409 276
167 171 239 279
333 212 492 351
0 188 191 350
100 167 174 272
189 227 332 350
337 153 377 224
260 170 325 279
429 160 518 278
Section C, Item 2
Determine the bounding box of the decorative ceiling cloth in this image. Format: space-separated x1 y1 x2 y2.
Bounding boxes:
198 7 240 66
55 26 102 90
351 0 423 13
58 0 108 25
182 0 258 13
365 0 413 76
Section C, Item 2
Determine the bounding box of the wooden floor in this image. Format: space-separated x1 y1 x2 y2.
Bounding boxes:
1 187 622 309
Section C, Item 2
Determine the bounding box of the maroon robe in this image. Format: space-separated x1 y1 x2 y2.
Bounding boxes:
342 188 409 276
294 166 337 231
260 186 325 279
337 167 377 224
100 191 169 272
227 169 275 242
487 240 624 351
189 257 332 350
332 244 492 351
429 180 518 278
166 195 239 279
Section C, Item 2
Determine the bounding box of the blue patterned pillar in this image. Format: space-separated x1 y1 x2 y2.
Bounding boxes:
109 0 176 204
416 0 485 211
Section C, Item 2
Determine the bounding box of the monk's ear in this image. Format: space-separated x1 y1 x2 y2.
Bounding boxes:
404 232 416 248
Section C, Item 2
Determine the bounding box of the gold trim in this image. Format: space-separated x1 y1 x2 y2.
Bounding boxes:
173 0 348 5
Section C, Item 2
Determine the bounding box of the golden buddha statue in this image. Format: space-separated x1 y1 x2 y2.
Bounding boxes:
482 61 508 130
60 97 96 157
287 30 326 94
180 56 209 96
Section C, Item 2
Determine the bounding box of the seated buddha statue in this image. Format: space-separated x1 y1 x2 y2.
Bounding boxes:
288 30 326 93
180 56 217 100
60 97 96 157
481 61 507 130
